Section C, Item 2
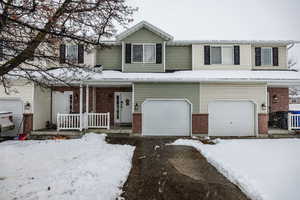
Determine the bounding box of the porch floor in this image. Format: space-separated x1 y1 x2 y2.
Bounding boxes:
268 128 294 135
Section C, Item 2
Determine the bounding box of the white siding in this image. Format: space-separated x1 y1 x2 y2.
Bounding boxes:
0 81 34 113
192 44 252 70
33 85 51 130
200 83 267 113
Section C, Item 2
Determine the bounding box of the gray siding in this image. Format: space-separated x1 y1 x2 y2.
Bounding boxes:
165 46 192 70
123 28 165 72
133 83 200 113
96 46 122 70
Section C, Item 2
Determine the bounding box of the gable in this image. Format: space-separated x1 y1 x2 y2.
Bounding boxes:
122 27 165 43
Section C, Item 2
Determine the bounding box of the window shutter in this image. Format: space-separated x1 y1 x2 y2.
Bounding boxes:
77 44 84 64
59 44 66 64
125 43 131 64
255 47 261 66
204 45 210 65
0 40 3 61
156 43 162 64
272 47 279 66
234 46 240 65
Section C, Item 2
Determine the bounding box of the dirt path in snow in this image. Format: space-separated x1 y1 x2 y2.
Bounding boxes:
106 137 249 200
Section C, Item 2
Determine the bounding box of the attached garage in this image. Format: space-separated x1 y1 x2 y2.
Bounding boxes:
142 99 191 136
208 100 256 136
0 98 24 136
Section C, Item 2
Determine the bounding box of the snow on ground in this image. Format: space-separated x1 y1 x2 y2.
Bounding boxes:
0 133 135 200
172 139 300 200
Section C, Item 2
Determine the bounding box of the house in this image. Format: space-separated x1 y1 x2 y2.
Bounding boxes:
1 21 300 137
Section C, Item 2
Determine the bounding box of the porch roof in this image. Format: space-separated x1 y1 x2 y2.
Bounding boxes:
49 68 300 86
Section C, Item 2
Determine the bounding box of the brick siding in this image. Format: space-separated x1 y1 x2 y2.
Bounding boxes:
268 87 289 112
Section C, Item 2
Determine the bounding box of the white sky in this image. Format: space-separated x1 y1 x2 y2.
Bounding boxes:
123 0 300 67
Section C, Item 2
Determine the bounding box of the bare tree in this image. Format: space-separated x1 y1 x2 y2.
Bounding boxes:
0 0 136 90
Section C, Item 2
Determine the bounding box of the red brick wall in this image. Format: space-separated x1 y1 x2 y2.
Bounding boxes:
132 113 142 133
268 88 289 112
95 87 131 125
23 113 33 133
258 113 268 134
192 114 208 134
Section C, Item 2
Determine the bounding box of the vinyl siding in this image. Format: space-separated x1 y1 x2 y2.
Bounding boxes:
96 46 122 70
133 83 200 113
252 46 287 70
0 81 34 113
165 46 192 70
123 28 165 72
192 44 252 70
200 83 267 114
33 85 51 130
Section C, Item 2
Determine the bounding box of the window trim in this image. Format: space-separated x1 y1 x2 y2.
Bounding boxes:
261 47 273 66
131 43 156 64
210 45 234 65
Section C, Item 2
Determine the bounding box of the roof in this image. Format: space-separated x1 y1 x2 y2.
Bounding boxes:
167 40 300 46
115 21 174 41
25 68 300 86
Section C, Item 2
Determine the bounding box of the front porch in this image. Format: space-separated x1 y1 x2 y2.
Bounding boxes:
51 84 133 132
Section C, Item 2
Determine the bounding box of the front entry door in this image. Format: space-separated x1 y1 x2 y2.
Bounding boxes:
115 92 132 123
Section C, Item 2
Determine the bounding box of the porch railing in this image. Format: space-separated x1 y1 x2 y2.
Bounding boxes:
87 112 110 129
57 112 110 131
288 113 300 130
57 113 81 131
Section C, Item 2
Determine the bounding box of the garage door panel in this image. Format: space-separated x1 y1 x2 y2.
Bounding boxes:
209 101 255 136
142 100 190 136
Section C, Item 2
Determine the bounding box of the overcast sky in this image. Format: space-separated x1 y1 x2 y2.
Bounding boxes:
123 0 300 67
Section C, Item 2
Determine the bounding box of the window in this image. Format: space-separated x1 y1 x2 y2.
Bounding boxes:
210 46 233 65
132 44 156 63
66 44 78 62
261 47 273 66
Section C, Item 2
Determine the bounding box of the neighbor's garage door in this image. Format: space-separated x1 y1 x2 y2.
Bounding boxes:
208 101 255 136
142 100 191 136
0 99 24 136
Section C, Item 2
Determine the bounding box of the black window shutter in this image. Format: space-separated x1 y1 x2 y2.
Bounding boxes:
0 40 3 61
255 47 261 66
204 45 210 65
156 43 162 64
77 44 84 64
234 46 240 65
59 44 66 64
125 43 131 64
272 47 279 66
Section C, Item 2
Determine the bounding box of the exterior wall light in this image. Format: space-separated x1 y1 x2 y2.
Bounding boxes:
261 103 267 111
25 102 31 110
134 103 139 111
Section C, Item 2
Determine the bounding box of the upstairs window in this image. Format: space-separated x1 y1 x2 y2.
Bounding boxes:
66 44 78 62
261 47 273 66
132 44 156 63
210 46 234 65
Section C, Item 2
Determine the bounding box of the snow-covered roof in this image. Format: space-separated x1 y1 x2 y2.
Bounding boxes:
40 69 300 85
167 40 300 46
116 21 174 41
289 104 300 111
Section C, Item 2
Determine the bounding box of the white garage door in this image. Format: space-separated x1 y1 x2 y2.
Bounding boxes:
208 101 255 136
0 99 24 136
142 99 191 136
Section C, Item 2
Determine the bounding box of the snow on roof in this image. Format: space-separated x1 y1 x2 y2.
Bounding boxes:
115 21 174 41
289 104 300 111
167 40 300 46
42 68 300 85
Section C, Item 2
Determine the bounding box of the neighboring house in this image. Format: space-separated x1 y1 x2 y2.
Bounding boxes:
1 21 300 136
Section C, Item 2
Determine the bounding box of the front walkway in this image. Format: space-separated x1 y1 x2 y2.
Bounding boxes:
107 137 249 200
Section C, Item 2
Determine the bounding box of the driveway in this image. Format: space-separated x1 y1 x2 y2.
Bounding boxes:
106 137 249 200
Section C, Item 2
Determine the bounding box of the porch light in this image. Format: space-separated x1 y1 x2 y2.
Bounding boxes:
24 102 31 110
261 103 267 111
134 103 139 111
272 95 279 103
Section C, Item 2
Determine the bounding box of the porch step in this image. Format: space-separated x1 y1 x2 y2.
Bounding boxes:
87 128 132 134
31 130 82 136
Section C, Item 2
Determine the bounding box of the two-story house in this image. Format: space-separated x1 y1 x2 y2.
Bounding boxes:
1 21 300 137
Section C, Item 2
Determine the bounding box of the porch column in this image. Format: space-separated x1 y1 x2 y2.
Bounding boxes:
86 85 89 114
79 84 83 131
93 87 96 112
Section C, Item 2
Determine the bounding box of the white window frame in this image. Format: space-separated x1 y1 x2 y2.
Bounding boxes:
210 45 234 65
261 47 273 66
131 43 156 64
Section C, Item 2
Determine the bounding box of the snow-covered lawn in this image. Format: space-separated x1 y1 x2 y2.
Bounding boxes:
172 138 300 200
0 133 135 200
